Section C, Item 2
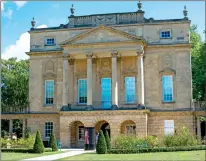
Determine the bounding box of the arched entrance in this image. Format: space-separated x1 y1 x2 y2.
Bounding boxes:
120 120 136 136
70 121 84 148
95 120 110 137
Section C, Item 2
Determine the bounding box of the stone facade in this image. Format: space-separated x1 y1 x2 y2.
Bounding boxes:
2 3 205 149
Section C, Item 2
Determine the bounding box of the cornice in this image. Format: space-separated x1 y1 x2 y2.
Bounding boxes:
59 109 149 116
26 51 62 56
147 43 192 49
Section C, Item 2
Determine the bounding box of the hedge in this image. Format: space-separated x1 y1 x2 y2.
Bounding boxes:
108 145 206 154
1 148 52 153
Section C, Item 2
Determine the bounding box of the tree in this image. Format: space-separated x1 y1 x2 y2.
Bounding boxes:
190 25 206 101
33 130 45 153
1 58 29 109
96 130 107 154
49 132 58 151
104 130 111 150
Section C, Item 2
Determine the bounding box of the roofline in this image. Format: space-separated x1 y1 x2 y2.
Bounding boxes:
28 19 191 33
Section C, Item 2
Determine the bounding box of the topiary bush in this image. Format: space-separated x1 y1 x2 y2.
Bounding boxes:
49 132 58 151
104 130 111 150
96 130 107 154
33 130 45 153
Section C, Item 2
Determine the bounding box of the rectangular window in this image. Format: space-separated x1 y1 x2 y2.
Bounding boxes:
125 125 136 136
45 122 53 138
162 75 173 102
45 38 55 45
125 77 136 103
44 80 54 105
78 79 87 104
164 120 174 135
160 30 171 38
78 126 84 141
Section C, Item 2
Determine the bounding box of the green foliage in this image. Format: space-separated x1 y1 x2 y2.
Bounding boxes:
33 131 45 153
49 132 58 151
25 127 32 139
1 58 29 107
190 25 206 101
108 145 206 154
112 135 159 149
96 130 107 154
1 148 52 153
1 134 35 149
104 130 111 150
163 127 199 147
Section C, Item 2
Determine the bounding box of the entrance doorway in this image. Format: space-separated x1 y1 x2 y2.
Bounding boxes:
201 120 206 140
101 78 111 109
101 122 110 137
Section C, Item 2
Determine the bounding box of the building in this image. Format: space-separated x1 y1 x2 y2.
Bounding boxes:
2 2 205 149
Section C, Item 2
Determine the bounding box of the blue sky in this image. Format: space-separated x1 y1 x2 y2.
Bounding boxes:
1 1 205 60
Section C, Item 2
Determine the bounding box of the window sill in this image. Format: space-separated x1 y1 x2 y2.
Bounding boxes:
44 44 56 46
161 101 175 104
76 103 87 106
124 102 137 105
43 104 55 107
160 37 172 40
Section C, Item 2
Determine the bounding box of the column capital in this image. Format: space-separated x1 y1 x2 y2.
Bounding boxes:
86 52 93 59
68 59 75 65
136 46 144 56
63 53 70 60
111 50 118 58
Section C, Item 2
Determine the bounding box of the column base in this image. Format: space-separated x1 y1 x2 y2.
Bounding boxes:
85 105 93 111
111 104 118 110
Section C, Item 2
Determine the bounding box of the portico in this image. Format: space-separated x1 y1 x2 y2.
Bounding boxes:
60 25 146 109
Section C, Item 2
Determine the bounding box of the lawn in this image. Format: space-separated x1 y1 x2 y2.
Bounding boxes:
60 150 205 161
2 150 65 160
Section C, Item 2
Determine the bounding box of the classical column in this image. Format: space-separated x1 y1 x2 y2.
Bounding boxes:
111 50 118 109
62 53 69 106
86 52 93 109
9 119 13 137
137 46 145 106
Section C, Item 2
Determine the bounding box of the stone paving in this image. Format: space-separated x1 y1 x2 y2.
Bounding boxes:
22 149 95 161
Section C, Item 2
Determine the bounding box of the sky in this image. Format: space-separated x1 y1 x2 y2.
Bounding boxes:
1 1 205 60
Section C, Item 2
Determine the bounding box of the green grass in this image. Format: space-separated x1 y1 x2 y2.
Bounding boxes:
2 150 64 160
60 150 205 161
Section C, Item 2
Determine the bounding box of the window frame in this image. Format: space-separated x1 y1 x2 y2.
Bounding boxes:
125 77 136 103
160 30 172 39
78 78 87 104
44 80 55 105
78 126 84 141
45 37 56 46
44 122 54 138
162 75 174 103
125 124 136 136
164 120 174 135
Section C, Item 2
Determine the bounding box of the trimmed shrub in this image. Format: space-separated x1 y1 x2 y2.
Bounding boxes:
96 130 107 154
108 145 206 154
1 135 35 149
112 135 159 149
33 130 45 153
1 148 52 153
104 130 111 150
49 132 58 151
163 127 199 147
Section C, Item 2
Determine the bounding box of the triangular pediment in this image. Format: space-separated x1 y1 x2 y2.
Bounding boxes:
60 25 145 46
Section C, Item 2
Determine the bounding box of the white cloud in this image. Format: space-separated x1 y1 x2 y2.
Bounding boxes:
1 2 5 11
14 1 27 9
2 24 48 60
3 8 13 19
52 2 59 8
